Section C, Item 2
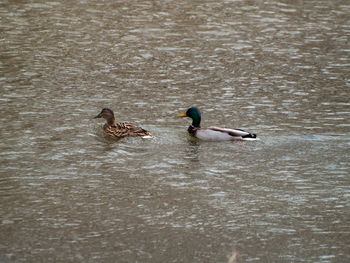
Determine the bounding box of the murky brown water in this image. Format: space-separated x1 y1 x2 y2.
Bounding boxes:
1 0 350 262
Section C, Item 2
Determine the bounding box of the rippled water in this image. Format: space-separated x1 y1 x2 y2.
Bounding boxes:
1 0 350 262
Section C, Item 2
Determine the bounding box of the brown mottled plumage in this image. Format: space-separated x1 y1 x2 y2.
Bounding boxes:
94 108 153 139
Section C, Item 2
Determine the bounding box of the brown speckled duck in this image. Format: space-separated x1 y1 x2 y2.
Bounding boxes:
94 108 153 139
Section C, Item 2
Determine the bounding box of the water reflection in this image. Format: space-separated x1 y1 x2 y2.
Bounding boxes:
183 138 201 163
1 0 350 262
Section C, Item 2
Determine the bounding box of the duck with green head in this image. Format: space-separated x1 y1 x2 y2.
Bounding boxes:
94 108 153 139
178 107 257 141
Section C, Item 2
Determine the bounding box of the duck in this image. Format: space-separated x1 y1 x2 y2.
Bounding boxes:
94 108 153 139
178 107 257 141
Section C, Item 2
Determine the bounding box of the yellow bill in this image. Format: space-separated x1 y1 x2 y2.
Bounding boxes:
178 113 187 117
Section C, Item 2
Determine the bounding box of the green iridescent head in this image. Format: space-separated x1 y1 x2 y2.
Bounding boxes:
178 107 201 127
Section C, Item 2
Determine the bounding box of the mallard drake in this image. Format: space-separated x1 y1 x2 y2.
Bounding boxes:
94 108 153 139
178 107 257 141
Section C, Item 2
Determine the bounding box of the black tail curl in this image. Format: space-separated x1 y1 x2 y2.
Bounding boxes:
242 133 257 138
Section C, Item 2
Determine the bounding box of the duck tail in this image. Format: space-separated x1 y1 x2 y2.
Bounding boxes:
242 133 257 138
142 135 154 139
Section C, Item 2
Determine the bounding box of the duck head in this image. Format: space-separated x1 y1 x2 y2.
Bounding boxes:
94 108 116 126
178 107 201 127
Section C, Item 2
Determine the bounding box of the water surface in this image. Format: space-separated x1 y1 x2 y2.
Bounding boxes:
1 0 350 262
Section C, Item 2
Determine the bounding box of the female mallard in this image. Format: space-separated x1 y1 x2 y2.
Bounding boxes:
178 107 257 141
94 108 153 139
